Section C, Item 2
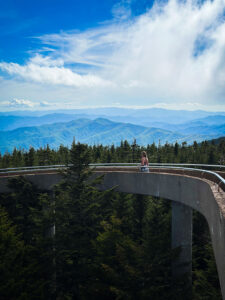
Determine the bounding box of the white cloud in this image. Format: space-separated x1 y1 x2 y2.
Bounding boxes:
3 98 36 108
0 0 225 110
0 59 113 88
111 0 132 20
39 101 50 107
0 98 57 110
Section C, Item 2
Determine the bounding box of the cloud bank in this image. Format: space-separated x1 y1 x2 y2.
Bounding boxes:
0 0 225 110
0 98 53 109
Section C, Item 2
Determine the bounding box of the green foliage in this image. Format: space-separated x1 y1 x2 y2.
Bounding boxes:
0 177 54 299
0 207 25 300
91 197 174 300
192 211 222 299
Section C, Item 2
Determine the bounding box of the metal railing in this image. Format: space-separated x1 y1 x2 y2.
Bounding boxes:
0 163 225 172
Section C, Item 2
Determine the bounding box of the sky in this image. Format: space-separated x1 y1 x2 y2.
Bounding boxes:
0 0 225 112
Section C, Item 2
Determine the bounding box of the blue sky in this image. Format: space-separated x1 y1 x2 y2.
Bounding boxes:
0 0 129 63
0 0 224 112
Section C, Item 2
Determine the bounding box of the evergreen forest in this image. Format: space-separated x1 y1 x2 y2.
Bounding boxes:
0 138 224 168
0 138 224 299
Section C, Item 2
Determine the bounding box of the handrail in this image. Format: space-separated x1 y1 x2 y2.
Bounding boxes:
0 165 66 171
90 163 225 168
0 163 224 172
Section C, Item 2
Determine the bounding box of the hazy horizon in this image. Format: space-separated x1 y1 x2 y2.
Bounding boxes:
1 106 225 114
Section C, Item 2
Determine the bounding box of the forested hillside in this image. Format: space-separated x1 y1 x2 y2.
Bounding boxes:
0 139 224 299
0 118 185 154
0 112 225 153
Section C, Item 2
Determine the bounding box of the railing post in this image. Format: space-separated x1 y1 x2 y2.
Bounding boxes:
172 201 192 297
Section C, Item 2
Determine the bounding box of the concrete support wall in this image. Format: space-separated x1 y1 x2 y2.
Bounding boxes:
171 201 192 277
171 201 192 296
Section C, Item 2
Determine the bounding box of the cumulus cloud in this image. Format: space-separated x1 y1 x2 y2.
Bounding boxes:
0 0 225 109
0 58 113 88
106 0 225 103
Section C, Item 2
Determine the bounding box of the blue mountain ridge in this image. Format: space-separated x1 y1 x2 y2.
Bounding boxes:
1 107 225 125
0 118 183 153
0 117 224 154
1 110 225 132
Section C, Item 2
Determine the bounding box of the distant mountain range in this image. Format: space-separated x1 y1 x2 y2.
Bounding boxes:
1 108 225 129
0 116 224 154
0 108 224 153
150 115 225 132
0 118 183 153
0 114 90 131
1 107 225 124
